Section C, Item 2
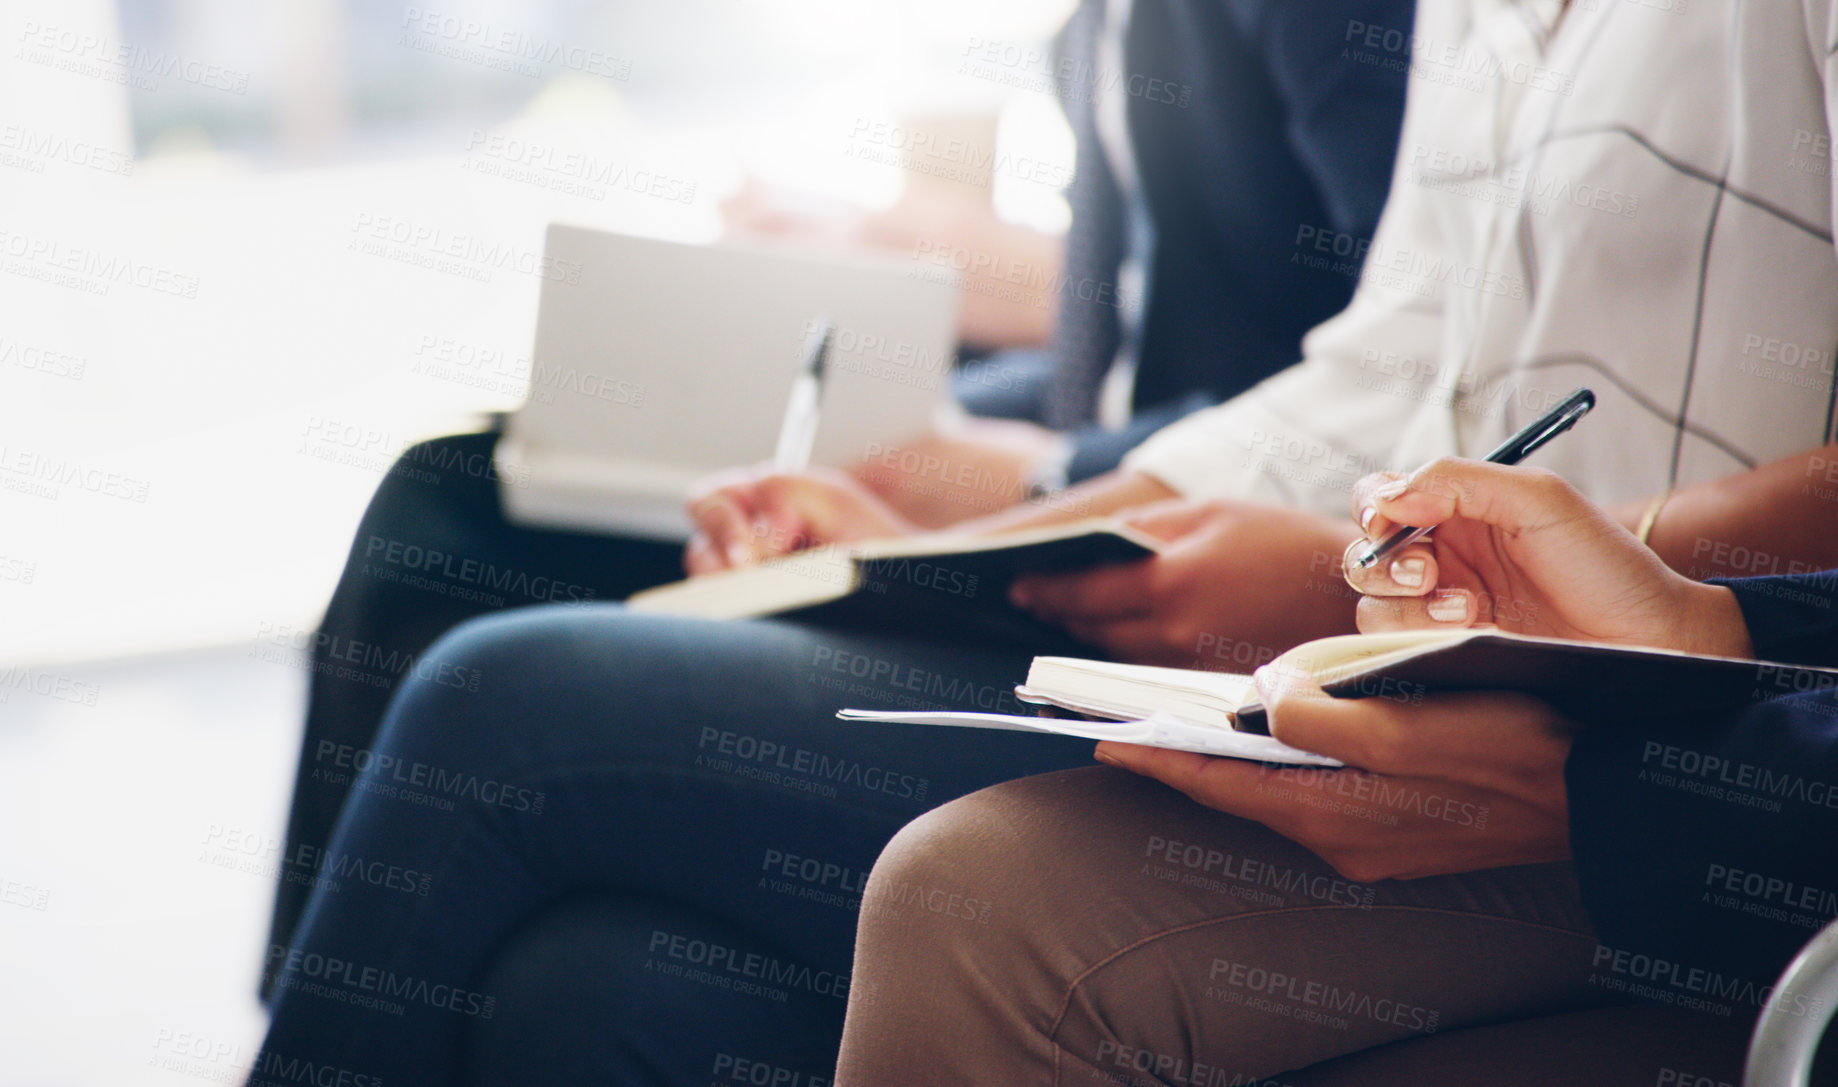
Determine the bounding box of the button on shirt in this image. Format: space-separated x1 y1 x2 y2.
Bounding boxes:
1125 0 1838 511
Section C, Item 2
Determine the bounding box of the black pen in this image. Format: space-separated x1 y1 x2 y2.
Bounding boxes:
1348 387 1596 571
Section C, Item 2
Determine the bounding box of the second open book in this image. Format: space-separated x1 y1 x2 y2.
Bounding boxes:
838 627 1838 767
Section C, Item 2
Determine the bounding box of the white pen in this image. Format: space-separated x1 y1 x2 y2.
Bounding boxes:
773 318 833 473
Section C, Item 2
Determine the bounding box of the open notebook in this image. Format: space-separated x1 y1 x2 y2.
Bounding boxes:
839 627 1838 765
627 519 1160 631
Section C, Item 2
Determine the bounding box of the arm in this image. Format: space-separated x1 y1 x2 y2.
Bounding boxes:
695 0 1449 566
1715 572 1838 668
1614 4 1838 584
1251 0 1413 238
1567 687 1838 991
1552 0 1838 999
1102 461 1838 993
1554 2 1838 984
1118 26 1450 513
1608 443 1838 583
1062 393 1217 484
683 462 1178 574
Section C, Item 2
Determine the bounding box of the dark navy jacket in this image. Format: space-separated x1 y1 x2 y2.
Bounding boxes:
1568 571 1838 1004
1048 0 1414 478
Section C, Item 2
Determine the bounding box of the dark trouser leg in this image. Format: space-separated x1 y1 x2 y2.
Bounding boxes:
268 431 684 971
463 898 857 1087
258 604 1097 1086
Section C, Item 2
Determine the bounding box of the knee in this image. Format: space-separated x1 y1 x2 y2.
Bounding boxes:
372 605 625 761
860 774 1079 941
399 608 555 714
376 432 496 499
347 433 498 550
861 794 994 920
419 605 572 680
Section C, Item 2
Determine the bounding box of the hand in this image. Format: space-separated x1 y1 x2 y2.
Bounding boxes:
855 418 1069 529
1343 458 1752 657
684 465 917 576
1096 668 1575 882
1007 499 1360 665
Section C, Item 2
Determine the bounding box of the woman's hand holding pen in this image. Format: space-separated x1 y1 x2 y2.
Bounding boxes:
1098 460 1757 881
1342 457 1753 658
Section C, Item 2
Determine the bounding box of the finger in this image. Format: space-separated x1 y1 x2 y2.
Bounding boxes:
1009 561 1156 622
685 464 766 517
1096 742 1270 807
1349 471 1407 539
1096 742 1337 828
746 504 816 562
1095 741 1211 780
1354 588 1481 633
1341 541 1439 598
687 492 762 568
1250 666 1413 773
1363 691 1571 788
689 473 826 562
1370 457 1592 540
683 534 729 577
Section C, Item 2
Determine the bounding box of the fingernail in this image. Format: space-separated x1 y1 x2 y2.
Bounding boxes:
1359 506 1377 531
727 542 751 566
1374 479 1410 501
1094 749 1122 768
1427 590 1469 623
1389 557 1425 588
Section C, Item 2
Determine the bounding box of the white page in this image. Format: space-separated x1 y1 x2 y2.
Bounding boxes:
834 710 1341 766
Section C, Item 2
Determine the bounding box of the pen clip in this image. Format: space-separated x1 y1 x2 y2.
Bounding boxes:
1514 392 1593 459
1487 387 1594 463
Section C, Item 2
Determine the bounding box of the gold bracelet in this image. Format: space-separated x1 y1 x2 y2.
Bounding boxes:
1635 488 1672 547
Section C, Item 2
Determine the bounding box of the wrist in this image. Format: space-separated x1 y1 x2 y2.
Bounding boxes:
1676 581 1755 659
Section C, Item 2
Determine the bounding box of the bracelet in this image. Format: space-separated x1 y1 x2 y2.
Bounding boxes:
1635 488 1672 546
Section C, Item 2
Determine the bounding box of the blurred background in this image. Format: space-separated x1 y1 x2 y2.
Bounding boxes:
0 0 1074 1078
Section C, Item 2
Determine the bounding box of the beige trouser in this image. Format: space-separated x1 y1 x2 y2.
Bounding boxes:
835 767 1754 1086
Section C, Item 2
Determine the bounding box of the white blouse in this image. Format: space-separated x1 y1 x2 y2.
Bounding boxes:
1124 0 1838 512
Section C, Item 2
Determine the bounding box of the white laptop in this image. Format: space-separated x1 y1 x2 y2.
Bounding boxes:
497 226 959 540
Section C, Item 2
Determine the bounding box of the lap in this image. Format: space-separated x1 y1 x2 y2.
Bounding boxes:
844 767 1707 1084
271 606 1103 1081
371 603 1092 807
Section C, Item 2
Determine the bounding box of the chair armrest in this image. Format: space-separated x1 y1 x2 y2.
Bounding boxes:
1746 919 1838 1086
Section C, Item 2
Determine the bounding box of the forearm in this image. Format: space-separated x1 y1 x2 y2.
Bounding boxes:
1610 443 1838 580
952 470 1179 537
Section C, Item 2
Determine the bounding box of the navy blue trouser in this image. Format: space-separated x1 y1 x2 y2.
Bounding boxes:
256 604 1098 1086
